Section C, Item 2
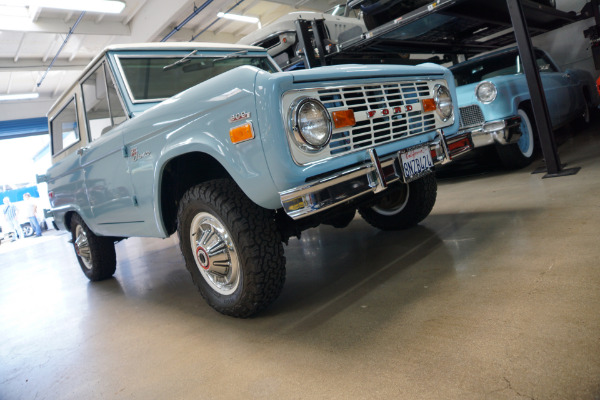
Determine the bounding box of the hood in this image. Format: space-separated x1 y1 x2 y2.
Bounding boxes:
287 63 449 83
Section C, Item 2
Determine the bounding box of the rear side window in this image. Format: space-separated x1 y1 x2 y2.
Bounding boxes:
51 96 80 155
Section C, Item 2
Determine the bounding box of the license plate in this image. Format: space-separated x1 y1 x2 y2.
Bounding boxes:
398 145 434 183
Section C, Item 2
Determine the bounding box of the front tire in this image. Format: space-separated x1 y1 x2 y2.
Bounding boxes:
177 179 286 318
496 108 536 169
358 173 437 230
70 214 116 281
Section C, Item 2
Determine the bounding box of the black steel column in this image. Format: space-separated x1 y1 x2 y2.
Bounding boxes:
506 0 580 178
295 20 318 69
311 19 328 67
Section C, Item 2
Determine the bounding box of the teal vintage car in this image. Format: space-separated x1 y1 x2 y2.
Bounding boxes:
43 42 470 317
450 47 593 169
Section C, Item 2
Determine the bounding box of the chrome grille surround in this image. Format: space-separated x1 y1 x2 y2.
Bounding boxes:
459 104 485 130
282 79 455 165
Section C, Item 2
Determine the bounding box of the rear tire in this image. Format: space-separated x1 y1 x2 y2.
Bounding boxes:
496 108 536 169
70 214 116 281
22 223 34 237
358 173 437 230
177 179 286 318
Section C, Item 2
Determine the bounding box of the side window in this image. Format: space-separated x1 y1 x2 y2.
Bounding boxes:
81 62 127 142
518 54 558 74
536 55 557 73
51 96 79 155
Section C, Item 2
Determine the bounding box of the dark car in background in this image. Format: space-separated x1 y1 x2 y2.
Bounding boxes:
344 0 556 31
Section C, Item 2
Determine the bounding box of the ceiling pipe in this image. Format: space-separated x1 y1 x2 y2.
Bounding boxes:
37 11 85 88
161 0 215 42
190 0 245 42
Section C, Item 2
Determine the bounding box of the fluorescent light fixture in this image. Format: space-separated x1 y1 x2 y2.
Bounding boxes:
0 4 29 17
4 0 127 14
217 12 259 24
0 93 40 101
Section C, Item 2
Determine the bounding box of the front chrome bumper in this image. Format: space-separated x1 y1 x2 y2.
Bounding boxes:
467 116 522 148
279 130 473 220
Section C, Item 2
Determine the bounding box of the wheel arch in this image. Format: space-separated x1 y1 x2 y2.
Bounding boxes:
158 152 234 236
517 99 533 115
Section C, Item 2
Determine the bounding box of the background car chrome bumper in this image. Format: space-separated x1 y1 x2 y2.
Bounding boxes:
468 116 522 148
279 130 473 220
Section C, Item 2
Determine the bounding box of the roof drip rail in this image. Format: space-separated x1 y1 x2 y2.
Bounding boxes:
37 11 85 88
190 0 245 42
161 0 215 42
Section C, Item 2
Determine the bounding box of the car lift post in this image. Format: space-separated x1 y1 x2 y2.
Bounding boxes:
506 0 580 178
295 19 320 69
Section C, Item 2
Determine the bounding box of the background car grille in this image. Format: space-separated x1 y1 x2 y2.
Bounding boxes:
459 105 484 129
316 82 437 156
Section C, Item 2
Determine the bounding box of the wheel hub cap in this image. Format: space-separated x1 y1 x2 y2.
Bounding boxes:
74 225 92 269
189 212 240 295
195 246 210 270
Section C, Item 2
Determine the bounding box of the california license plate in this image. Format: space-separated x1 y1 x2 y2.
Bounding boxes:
398 145 434 183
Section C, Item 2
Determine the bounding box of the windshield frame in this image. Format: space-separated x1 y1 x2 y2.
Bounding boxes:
113 51 279 104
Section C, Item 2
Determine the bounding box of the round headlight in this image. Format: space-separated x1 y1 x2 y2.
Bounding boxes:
434 84 453 121
291 98 332 151
476 81 497 104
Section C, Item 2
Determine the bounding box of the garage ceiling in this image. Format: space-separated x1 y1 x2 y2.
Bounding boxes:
0 0 331 123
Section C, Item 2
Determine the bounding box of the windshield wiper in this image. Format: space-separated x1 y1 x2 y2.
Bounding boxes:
163 49 249 71
214 50 248 62
163 50 198 71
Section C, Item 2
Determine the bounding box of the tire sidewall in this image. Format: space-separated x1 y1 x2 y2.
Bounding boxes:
178 196 245 310
517 108 535 159
70 214 116 281
359 174 437 230
71 215 94 279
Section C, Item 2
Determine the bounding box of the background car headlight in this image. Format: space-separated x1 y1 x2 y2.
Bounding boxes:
476 81 497 104
291 98 332 151
434 84 453 121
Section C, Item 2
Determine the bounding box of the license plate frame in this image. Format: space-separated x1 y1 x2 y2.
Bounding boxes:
397 145 434 183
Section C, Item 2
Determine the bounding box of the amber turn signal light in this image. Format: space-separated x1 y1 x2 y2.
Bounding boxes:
229 123 254 144
331 109 356 129
422 98 437 113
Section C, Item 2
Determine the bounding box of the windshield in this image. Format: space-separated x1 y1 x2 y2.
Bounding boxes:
450 51 557 86
117 54 278 102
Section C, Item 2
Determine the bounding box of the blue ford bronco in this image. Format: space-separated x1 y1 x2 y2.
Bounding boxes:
42 42 469 317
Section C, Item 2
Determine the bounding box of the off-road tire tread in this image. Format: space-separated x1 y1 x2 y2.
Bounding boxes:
71 214 116 281
358 173 437 230
177 179 286 318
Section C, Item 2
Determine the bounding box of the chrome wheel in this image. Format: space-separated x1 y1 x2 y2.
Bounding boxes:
372 184 410 216
74 224 92 270
189 212 240 296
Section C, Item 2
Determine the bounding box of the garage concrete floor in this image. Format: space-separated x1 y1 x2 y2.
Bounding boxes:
1 124 599 400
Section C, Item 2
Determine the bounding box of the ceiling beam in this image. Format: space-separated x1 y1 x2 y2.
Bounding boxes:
0 17 130 36
0 58 92 72
14 34 26 63
127 0 206 43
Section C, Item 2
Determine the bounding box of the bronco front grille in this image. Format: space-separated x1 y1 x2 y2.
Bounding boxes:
316 82 437 156
459 105 484 129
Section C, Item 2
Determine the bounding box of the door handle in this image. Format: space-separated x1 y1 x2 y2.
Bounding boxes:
76 147 89 156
